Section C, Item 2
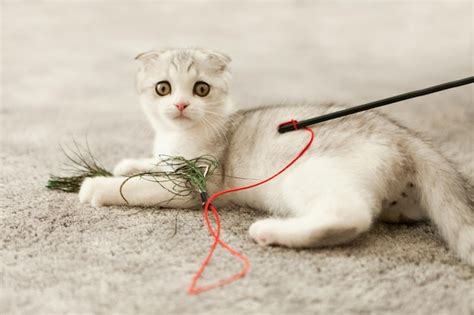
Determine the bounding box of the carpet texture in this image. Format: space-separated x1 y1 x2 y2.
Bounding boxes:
1 1 473 314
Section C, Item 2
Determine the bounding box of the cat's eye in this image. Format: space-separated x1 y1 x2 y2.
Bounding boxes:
155 81 171 96
193 81 210 97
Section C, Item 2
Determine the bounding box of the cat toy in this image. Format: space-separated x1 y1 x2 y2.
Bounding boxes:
278 76 473 133
45 141 219 199
46 139 313 294
47 76 473 295
46 141 113 192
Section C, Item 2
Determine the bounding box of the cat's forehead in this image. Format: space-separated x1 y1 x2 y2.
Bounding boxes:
164 50 202 75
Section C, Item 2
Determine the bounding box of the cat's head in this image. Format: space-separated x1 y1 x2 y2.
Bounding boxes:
135 48 232 131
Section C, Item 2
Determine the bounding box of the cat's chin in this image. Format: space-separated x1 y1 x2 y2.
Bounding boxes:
164 116 198 130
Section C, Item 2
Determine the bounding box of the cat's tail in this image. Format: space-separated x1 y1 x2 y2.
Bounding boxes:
412 138 474 265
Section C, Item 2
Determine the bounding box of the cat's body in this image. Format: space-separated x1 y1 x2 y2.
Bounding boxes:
79 48 473 265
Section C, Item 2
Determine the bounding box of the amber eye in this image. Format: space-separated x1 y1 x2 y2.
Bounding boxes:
193 81 210 97
155 81 171 96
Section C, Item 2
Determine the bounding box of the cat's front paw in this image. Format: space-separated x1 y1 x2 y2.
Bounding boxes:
79 177 125 207
113 159 143 176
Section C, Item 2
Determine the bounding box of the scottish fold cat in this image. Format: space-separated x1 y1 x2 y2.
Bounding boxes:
79 48 473 265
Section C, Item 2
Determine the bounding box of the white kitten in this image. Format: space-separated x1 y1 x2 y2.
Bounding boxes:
79 48 474 266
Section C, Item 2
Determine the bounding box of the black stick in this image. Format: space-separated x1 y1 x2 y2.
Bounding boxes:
278 76 474 133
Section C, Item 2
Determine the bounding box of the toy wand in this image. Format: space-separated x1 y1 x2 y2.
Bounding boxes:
278 76 474 133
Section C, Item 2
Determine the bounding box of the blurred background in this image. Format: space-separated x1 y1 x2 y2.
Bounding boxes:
1 1 473 314
2 1 472 160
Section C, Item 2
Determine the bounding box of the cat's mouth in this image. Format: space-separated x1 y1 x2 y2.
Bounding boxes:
164 110 197 126
172 113 192 121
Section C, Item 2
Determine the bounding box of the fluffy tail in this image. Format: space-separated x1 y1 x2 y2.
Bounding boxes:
413 139 474 265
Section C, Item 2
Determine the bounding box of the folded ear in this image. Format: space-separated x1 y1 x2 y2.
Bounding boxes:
197 48 232 72
207 50 232 64
135 49 171 73
135 49 166 62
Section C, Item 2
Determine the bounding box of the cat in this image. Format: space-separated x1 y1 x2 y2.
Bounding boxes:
79 48 474 266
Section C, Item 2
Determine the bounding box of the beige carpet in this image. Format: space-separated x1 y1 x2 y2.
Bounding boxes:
1 1 473 314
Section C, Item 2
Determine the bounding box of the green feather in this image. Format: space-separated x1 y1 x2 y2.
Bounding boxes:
46 140 112 192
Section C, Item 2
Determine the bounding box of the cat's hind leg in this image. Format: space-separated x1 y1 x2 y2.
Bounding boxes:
249 157 378 248
249 195 374 248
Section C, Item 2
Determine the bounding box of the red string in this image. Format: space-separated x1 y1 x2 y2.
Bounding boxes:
187 121 315 295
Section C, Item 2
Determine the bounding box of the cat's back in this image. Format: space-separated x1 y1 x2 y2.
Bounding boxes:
228 102 402 152
223 103 408 179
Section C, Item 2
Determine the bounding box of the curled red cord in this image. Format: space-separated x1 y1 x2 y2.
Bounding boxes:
187 121 314 295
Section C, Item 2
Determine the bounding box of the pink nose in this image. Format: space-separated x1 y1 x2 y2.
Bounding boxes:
175 102 189 112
